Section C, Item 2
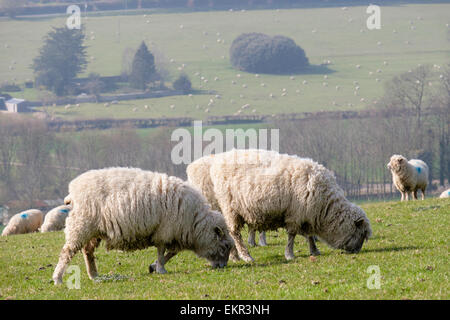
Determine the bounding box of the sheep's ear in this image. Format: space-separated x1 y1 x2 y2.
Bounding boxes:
214 226 225 239
355 218 365 228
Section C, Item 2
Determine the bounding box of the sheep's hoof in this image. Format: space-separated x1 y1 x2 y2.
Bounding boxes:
241 255 255 263
310 249 321 256
53 278 63 285
285 254 295 261
149 263 167 274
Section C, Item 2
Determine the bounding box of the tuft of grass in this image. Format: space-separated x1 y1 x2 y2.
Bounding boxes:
0 198 448 300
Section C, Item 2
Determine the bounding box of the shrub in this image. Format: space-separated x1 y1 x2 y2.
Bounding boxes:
0 83 21 92
173 74 192 93
230 32 309 74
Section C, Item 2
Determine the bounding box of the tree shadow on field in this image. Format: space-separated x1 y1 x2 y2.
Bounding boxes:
293 64 336 76
249 64 336 76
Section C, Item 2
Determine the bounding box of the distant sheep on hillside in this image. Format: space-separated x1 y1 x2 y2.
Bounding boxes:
387 155 429 201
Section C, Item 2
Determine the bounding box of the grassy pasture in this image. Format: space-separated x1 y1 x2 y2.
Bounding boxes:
0 4 449 119
0 199 448 300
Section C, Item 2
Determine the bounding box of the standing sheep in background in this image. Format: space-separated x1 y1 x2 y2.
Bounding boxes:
1 209 44 236
40 205 71 233
53 167 234 285
387 155 429 201
186 155 268 248
188 149 372 263
439 189 450 198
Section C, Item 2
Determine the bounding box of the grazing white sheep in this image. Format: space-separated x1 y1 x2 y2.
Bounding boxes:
40 205 71 233
439 189 450 198
387 155 429 201
186 156 268 249
2 209 44 236
187 150 372 262
53 168 234 285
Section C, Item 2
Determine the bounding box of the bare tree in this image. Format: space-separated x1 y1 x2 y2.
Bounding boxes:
381 65 432 132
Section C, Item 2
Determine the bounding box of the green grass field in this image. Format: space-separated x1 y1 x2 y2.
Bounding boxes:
1 4 449 120
0 199 448 300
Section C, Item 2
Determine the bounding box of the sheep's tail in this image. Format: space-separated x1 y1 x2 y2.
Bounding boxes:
64 195 72 206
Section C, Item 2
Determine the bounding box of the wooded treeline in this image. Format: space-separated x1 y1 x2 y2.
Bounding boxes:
0 105 448 207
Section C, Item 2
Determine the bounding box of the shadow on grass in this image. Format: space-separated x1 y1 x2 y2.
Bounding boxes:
293 64 336 76
360 245 423 254
240 64 336 76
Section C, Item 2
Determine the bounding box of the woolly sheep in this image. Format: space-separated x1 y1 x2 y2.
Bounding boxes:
186 155 268 249
1 209 43 236
40 205 71 233
52 168 234 285
187 150 372 262
387 155 429 201
439 189 450 198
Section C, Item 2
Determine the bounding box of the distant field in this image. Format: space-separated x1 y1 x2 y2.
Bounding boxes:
1 4 449 120
0 199 448 300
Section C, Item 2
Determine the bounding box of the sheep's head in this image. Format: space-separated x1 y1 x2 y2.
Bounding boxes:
341 205 372 253
194 210 234 269
387 155 407 173
322 203 372 254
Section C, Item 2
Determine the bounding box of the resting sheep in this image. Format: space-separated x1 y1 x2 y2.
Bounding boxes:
186 155 268 248
1 209 44 236
439 189 450 198
40 205 71 233
187 149 372 263
53 167 234 285
387 155 429 201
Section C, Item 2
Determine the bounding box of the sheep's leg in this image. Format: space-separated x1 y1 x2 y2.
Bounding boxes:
149 246 170 274
53 217 93 285
82 238 100 280
248 229 267 247
53 244 81 285
308 236 321 256
405 192 409 201
400 192 404 201
421 188 426 200
248 228 257 247
285 233 296 260
229 246 240 262
230 229 254 263
413 190 418 200
259 231 267 247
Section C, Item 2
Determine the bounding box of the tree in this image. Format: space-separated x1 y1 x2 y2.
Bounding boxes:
173 74 192 93
129 41 156 90
380 65 432 130
32 26 87 96
83 73 105 103
230 33 309 74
